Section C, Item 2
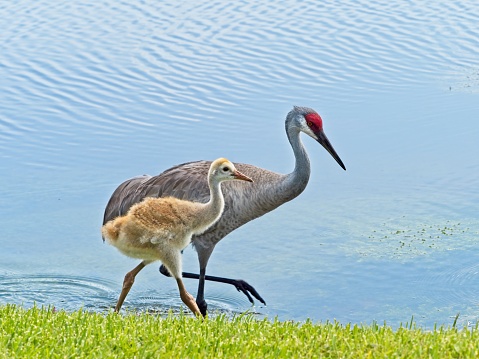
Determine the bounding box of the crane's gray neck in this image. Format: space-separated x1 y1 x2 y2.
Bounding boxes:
280 125 311 200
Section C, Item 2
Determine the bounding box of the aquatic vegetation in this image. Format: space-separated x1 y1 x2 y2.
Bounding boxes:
360 218 477 259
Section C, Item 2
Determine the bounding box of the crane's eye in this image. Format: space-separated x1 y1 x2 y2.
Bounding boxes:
307 121 313 127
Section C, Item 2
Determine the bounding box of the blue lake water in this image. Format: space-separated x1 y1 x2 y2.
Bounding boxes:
1 0 478 328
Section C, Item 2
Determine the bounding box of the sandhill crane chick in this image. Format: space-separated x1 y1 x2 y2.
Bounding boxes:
102 158 253 315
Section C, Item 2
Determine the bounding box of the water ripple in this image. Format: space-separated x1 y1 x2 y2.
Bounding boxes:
416 259 479 309
0 273 118 311
117 286 255 316
2 0 478 165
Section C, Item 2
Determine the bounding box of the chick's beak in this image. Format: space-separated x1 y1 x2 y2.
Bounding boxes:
233 170 253 182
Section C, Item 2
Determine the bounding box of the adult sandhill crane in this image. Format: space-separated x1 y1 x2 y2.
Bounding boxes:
102 158 253 315
103 106 346 315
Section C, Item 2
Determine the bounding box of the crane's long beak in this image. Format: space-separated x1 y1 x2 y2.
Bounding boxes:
316 129 346 170
233 170 253 182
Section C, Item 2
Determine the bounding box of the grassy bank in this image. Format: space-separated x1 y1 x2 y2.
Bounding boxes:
0 305 478 358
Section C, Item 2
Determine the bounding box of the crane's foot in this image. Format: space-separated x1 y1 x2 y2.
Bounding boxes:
197 298 208 317
231 279 266 306
159 265 267 308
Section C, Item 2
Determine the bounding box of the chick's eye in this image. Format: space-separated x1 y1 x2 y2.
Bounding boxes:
222 167 229 172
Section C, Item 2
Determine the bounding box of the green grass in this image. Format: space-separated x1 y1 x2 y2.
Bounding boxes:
1 305 478 358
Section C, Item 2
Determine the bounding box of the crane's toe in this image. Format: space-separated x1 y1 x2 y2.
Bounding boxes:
233 279 266 305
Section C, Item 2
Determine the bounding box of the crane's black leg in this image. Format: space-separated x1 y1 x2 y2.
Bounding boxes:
196 267 208 316
159 264 266 307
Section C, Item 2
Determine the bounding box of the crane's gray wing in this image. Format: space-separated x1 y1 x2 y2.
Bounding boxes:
102 160 212 225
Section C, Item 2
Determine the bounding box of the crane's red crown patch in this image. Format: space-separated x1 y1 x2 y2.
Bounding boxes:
304 113 323 131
